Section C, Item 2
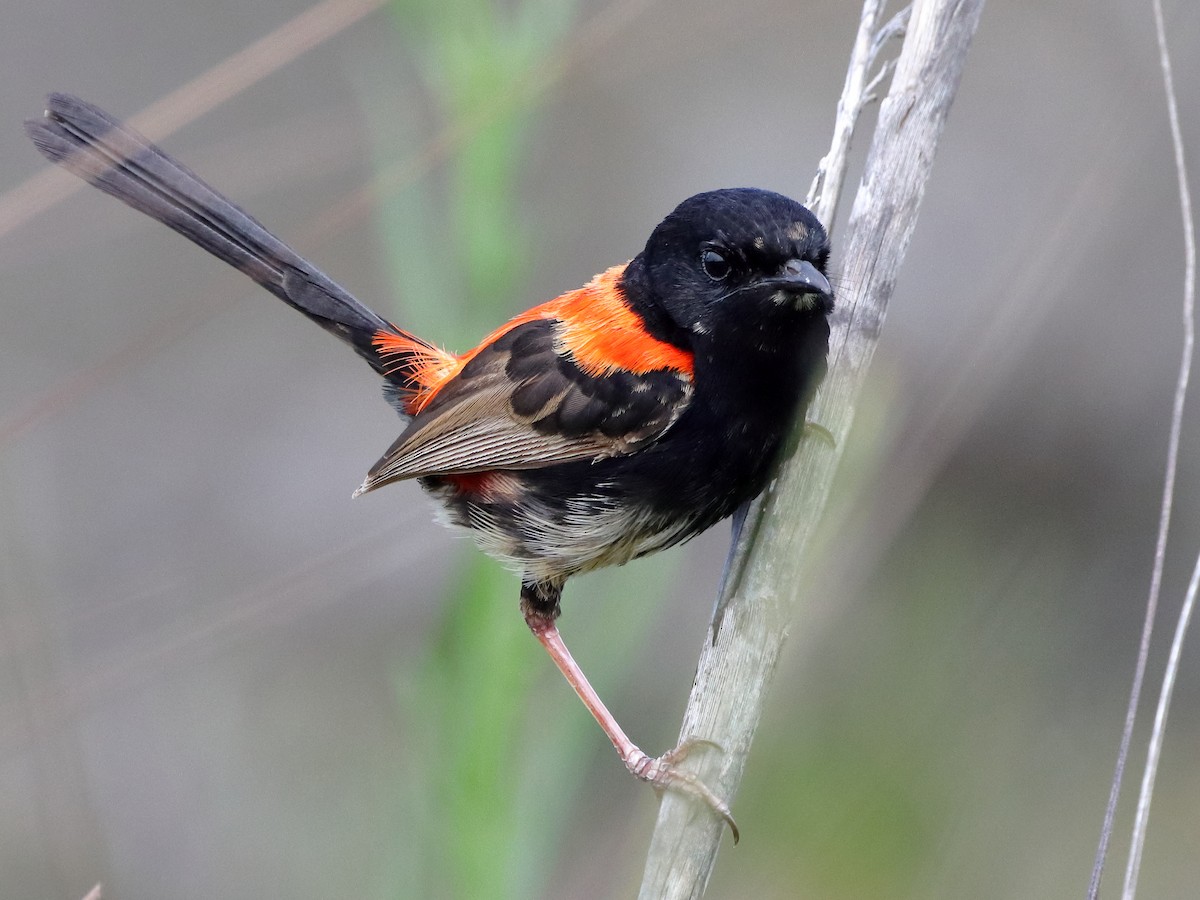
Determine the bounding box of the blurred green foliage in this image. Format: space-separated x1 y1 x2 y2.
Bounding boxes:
412 557 540 897
372 1 584 896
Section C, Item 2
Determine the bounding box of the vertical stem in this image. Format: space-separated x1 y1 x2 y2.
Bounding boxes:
637 0 986 895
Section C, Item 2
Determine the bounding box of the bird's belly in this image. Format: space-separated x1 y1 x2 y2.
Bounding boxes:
421 466 717 584
417 417 774 584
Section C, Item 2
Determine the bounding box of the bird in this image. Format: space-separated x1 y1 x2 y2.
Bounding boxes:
26 93 833 842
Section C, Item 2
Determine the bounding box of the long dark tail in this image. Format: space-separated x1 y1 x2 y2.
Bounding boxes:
25 93 429 381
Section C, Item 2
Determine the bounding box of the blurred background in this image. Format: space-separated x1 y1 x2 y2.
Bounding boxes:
1 0 1198 897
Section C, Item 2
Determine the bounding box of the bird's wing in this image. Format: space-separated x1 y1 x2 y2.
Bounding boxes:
356 317 693 494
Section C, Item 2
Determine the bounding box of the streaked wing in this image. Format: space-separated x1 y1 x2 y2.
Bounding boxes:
357 319 692 493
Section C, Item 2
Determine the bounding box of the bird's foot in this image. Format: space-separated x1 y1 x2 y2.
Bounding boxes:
625 737 739 843
804 420 837 449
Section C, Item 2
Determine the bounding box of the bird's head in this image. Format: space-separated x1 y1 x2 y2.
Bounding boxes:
632 188 833 341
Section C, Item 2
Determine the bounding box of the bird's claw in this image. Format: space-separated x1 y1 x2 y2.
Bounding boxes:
804 420 837 449
660 736 724 765
626 738 740 844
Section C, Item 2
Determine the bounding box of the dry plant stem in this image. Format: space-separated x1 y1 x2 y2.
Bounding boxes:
806 0 892 228
1106 1 1197 897
1126 553 1200 897
638 0 986 896
715 0 896 659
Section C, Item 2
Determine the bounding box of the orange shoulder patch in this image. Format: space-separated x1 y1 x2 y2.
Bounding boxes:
549 265 694 379
375 264 693 414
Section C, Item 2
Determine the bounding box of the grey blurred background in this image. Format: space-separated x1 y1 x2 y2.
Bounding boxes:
2 0 1199 897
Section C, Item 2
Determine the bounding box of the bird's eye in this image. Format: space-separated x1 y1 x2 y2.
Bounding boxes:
700 248 731 281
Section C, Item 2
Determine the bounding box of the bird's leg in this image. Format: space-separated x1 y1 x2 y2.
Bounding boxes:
520 583 740 843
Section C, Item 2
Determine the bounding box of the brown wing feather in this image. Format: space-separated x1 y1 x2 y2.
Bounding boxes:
355 319 692 494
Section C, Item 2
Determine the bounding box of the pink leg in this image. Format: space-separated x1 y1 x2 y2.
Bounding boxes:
523 605 739 842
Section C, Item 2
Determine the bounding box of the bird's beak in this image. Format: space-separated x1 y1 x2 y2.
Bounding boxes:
763 258 833 312
780 258 832 296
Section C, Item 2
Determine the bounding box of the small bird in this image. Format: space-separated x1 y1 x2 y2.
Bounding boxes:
26 93 833 841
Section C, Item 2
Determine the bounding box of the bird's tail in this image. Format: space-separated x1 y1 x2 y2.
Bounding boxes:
25 93 437 393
